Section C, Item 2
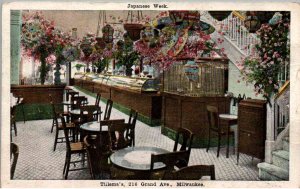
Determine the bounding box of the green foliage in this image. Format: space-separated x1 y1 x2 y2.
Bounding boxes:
241 12 290 100
115 51 139 68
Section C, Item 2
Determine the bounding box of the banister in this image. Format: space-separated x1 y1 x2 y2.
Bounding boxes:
232 11 246 21
274 80 290 100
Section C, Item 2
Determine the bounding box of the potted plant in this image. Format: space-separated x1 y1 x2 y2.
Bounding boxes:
94 58 109 74
73 63 85 72
115 51 139 76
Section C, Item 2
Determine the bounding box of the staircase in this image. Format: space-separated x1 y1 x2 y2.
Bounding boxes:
257 135 289 180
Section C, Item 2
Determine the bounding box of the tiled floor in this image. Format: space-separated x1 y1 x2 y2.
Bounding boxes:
12 88 260 180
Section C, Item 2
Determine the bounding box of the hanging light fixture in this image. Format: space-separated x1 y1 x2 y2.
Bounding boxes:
244 12 261 33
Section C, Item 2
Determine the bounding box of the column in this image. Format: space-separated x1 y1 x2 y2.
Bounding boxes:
265 98 275 163
10 10 22 85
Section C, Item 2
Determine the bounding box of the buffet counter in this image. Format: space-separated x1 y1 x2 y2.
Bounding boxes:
73 73 162 126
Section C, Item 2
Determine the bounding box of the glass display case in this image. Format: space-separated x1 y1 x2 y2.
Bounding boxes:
163 57 228 97
93 75 160 93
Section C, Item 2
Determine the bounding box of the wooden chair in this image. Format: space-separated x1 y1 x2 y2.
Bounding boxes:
51 102 76 151
173 165 216 180
206 105 234 157
80 105 100 123
71 96 88 110
10 142 19 179
173 127 194 168
150 150 190 180
60 116 88 179
103 99 113 121
84 135 111 179
78 105 101 141
49 94 70 133
66 90 79 101
11 106 17 136
108 120 131 150
93 93 101 121
125 109 138 147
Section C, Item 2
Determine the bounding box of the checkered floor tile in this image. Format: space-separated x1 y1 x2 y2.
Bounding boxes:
11 87 259 180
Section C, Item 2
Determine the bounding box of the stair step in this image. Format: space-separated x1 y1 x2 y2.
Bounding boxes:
272 150 289 170
283 136 289 142
258 162 289 181
283 139 289 152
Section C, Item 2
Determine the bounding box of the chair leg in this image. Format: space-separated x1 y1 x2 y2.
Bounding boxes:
13 122 17 136
21 105 26 123
217 134 221 157
64 153 71 179
206 130 211 152
226 133 230 158
63 152 68 174
54 128 59 151
132 131 135 147
51 119 55 133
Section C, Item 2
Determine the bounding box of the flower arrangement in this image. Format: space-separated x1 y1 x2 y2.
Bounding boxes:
239 12 290 100
114 35 140 75
21 11 78 84
73 63 85 71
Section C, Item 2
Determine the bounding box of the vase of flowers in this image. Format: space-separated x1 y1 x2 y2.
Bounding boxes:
73 63 85 72
21 12 77 85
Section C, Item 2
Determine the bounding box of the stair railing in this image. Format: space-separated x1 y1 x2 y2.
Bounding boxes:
273 81 290 140
202 11 260 56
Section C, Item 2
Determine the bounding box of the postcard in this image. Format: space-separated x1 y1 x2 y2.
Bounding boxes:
1 1 300 188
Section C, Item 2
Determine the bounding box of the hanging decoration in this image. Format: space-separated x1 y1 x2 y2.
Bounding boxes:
208 11 232 21
124 11 144 41
244 12 261 33
102 24 114 43
134 10 221 70
184 60 199 82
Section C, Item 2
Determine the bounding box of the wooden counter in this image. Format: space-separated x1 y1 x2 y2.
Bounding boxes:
161 92 231 147
11 84 65 104
74 79 162 126
10 84 66 121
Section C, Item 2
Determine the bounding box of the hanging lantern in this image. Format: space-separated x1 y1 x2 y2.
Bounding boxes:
95 37 106 51
169 11 189 24
102 24 114 43
124 23 144 41
244 15 261 33
208 11 232 21
255 11 276 24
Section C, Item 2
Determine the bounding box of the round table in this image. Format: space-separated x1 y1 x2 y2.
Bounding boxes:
110 146 169 172
219 114 238 158
80 121 108 133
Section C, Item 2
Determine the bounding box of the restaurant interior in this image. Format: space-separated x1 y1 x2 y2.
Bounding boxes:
9 10 290 181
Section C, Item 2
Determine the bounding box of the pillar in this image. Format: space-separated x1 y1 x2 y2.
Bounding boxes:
265 98 275 163
10 10 22 85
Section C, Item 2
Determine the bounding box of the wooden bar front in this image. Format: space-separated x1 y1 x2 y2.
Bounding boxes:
10 84 65 121
11 84 65 104
162 92 231 147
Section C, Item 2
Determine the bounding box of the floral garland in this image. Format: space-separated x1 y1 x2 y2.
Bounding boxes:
239 12 290 99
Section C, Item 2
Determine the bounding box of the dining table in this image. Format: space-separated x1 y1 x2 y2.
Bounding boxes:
219 113 238 158
109 146 169 179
